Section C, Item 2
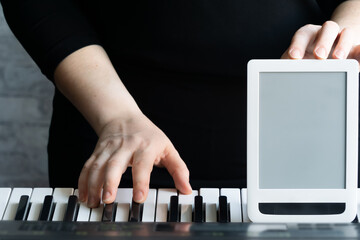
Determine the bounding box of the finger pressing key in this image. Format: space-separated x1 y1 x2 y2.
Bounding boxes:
131 150 155 203
102 149 132 204
87 151 112 207
162 146 192 195
78 155 97 203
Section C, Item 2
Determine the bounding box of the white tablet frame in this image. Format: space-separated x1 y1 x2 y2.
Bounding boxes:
247 59 359 223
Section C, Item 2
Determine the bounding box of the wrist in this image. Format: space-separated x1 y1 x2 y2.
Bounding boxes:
95 107 145 136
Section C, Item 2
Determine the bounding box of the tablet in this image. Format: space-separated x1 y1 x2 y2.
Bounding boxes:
247 59 358 223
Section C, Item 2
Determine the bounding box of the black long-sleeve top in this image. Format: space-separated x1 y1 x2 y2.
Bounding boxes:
1 0 345 188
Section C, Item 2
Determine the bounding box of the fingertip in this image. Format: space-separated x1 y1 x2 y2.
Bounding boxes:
102 190 114 204
183 184 193 195
175 179 192 195
289 48 302 59
133 189 146 203
333 49 345 59
314 47 327 59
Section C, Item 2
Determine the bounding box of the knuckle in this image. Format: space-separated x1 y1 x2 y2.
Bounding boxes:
323 20 339 30
104 139 120 149
82 159 94 171
300 24 316 32
302 24 313 30
107 156 121 166
107 157 125 170
138 138 151 149
104 177 118 189
98 141 108 148
133 152 154 167
119 136 135 149
82 164 90 172
293 30 307 41
90 161 103 172
295 25 315 39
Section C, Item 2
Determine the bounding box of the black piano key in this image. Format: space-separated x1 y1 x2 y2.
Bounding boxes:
168 196 179 222
194 196 204 223
102 203 116 222
218 196 229 223
14 195 30 221
63 195 78 222
39 195 54 221
129 200 143 222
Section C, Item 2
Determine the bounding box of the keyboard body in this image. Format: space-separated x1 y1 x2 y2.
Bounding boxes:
1 187 360 239
0 221 359 239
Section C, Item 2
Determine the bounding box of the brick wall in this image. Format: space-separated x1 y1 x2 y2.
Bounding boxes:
0 4 54 187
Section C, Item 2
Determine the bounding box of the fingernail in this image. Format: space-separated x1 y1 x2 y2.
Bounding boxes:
133 190 144 202
103 191 111 202
334 49 345 59
315 47 326 59
289 48 301 59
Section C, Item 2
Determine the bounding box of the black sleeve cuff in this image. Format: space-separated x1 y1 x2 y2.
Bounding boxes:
1 0 101 82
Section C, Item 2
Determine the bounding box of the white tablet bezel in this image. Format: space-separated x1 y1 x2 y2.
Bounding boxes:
247 59 358 223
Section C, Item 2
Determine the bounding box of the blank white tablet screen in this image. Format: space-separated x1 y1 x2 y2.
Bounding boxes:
259 72 346 189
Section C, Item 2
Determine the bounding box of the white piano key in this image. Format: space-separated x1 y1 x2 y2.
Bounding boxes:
89 190 104 222
155 188 177 222
221 188 242 222
27 188 53 221
52 188 74 221
0 188 11 220
241 188 250 222
2 188 32 220
200 188 219 222
115 188 132 222
179 190 198 222
142 189 157 222
89 205 104 222
74 190 90 222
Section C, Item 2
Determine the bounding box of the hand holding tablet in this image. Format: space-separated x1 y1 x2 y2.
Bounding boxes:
247 59 358 222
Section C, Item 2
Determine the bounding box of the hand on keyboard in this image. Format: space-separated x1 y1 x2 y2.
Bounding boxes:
77 113 192 208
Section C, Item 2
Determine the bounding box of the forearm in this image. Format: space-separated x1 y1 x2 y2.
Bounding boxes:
331 0 360 43
54 44 142 135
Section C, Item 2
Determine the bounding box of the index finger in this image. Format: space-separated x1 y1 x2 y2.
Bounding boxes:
161 146 192 195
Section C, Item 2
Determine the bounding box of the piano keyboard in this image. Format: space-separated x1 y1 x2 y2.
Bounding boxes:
1 187 360 239
0 188 249 223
